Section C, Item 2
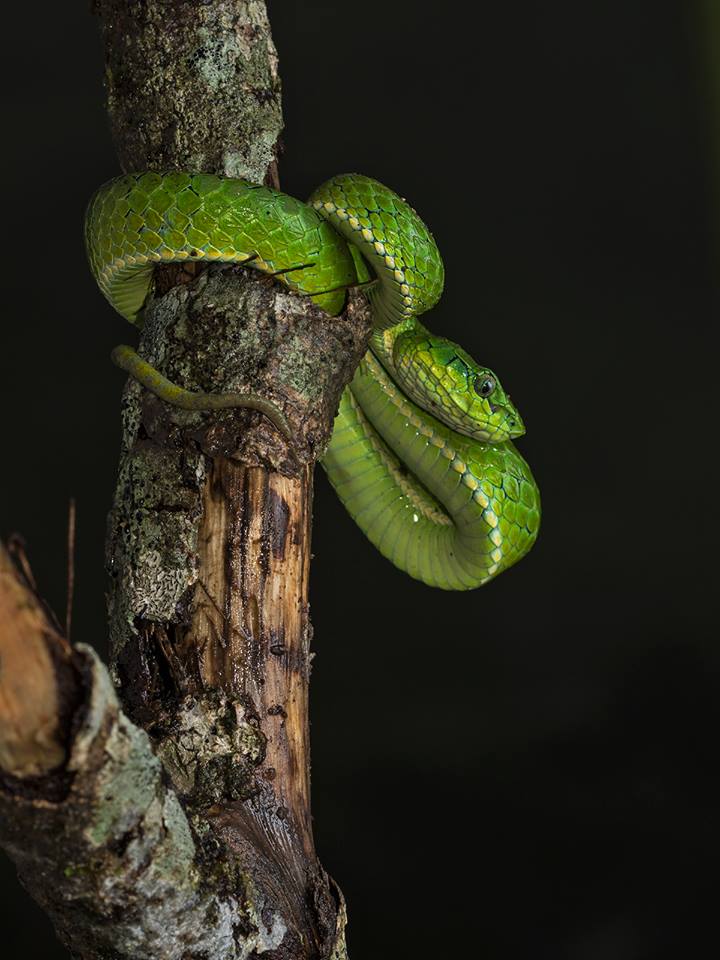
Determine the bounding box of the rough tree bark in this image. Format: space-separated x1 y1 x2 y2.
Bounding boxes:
0 2 371 957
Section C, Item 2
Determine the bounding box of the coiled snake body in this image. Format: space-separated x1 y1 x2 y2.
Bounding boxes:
86 172 540 589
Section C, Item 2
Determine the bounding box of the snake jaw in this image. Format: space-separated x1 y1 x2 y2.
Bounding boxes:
506 416 526 441
495 419 525 442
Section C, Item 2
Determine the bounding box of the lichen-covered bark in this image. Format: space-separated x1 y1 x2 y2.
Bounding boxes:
107 273 368 679
1 644 297 959
106 273 369 913
0 2 365 957
93 0 283 185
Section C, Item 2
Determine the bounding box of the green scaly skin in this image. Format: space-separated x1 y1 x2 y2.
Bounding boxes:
86 171 540 590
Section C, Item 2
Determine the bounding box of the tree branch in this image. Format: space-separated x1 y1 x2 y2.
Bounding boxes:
1 620 299 958
0 2 367 957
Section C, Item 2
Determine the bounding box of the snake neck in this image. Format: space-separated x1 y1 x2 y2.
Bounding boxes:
369 317 424 378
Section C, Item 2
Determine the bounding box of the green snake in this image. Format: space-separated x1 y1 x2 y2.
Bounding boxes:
85 171 540 589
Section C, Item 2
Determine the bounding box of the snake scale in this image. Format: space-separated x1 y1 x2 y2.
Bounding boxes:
86 171 540 589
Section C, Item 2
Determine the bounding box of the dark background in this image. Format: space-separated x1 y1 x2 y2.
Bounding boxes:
1 2 718 957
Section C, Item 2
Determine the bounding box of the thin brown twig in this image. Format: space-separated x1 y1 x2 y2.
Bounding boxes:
66 497 76 642
6 533 37 592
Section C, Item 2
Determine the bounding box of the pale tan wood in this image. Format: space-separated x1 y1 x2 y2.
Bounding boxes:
0 544 69 776
188 459 314 854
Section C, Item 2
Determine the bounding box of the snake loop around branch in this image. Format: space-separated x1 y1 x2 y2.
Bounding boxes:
86 171 540 589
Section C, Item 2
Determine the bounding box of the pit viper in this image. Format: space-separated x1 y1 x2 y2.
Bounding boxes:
85 172 540 589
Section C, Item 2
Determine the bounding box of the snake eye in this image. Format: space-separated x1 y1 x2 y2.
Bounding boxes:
474 375 496 398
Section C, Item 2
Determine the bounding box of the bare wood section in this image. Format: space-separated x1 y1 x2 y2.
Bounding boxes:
0 542 79 778
191 459 314 850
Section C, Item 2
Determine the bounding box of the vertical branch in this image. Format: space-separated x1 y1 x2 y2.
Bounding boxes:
95 1 371 956
94 0 283 184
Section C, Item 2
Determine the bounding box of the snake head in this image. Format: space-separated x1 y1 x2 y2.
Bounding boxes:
392 330 525 442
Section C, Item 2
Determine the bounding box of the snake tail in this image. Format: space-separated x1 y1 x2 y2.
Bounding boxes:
111 345 291 437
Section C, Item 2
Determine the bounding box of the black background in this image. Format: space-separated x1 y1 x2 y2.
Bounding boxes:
1 2 718 958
